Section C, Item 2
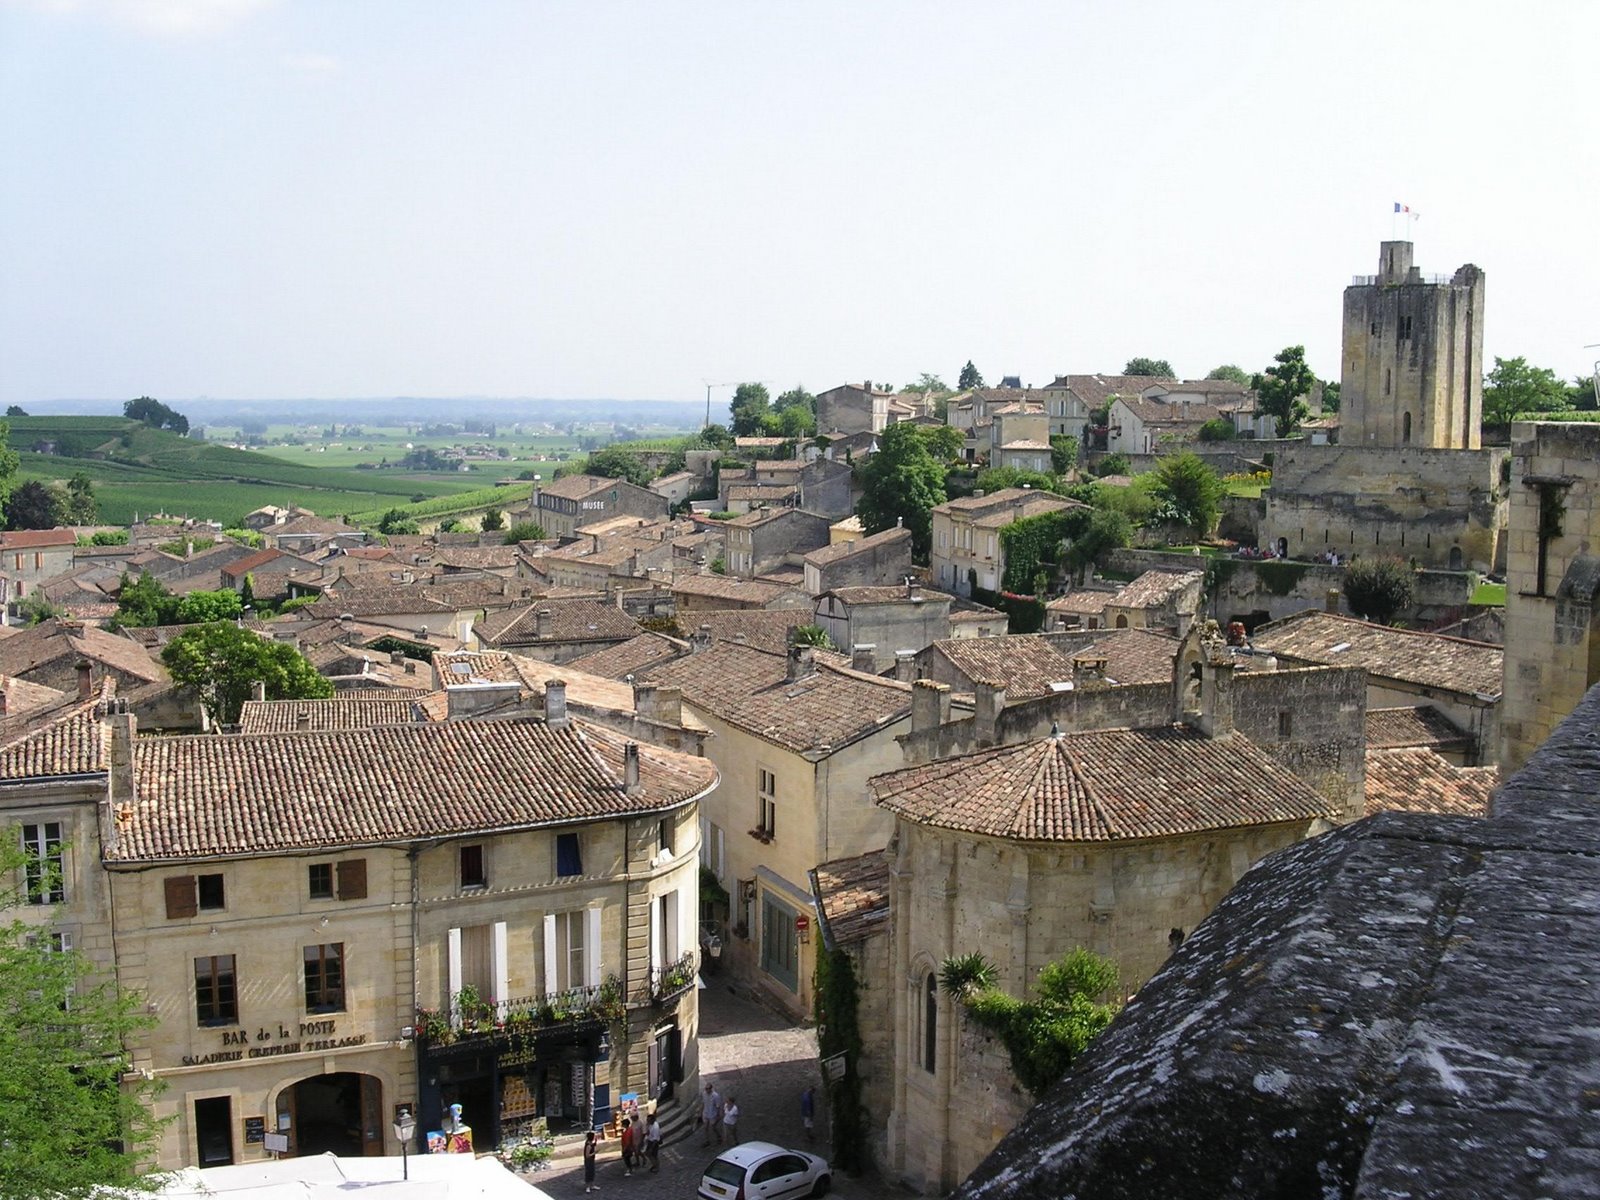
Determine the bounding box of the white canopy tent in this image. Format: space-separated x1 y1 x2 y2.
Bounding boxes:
109 1152 553 1199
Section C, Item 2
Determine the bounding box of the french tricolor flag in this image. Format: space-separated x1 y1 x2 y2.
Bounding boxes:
1393 202 1421 219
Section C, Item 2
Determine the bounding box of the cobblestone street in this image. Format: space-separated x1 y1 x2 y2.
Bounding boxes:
528 982 886 1198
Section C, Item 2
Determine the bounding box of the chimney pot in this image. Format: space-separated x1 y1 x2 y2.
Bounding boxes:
535 608 553 639
76 659 92 701
1325 588 1341 614
545 678 569 727
786 644 815 682
390 650 405 666
974 678 1006 746
1198 657 1237 739
623 741 642 795
893 649 917 682
911 678 949 735
850 643 877 673
250 680 267 703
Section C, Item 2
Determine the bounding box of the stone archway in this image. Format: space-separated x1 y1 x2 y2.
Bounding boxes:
276 1072 384 1158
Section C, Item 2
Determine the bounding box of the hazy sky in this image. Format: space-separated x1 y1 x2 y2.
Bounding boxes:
2 0 1595 409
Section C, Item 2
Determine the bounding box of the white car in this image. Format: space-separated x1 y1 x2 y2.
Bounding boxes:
699 1140 831 1200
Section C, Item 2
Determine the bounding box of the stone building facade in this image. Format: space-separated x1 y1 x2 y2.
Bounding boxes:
1500 421 1600 770
1262 240 1506 573
40 711 714 1173
1340 240 1485 450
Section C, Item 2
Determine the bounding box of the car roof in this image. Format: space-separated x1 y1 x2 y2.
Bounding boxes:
713 1141 789 1166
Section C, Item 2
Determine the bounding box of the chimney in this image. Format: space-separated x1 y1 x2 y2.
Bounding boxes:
76 659 92 701
1325 588 1341 614
390 650 405 666
535 608 552 639
545 678 569 728
850 643 877 673
693 623 712 652
295 707 312 730
184 539 194 559
1073 655 1107 685
972 489 986 499
863 379 872 393
634 681 682 726
0 688 8 717
911 678 950 735
623 741 642 796
1176 610 1194 639
894 649 917 682
250 680 267 703
108 706 136 806
786 644 815 682
1197 657 1236 738
974 678 1006 746
405 660 418 674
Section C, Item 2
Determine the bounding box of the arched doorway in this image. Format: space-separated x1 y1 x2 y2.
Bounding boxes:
1276 537 1288 557
277 1073 384 1157
1448 545 1464 570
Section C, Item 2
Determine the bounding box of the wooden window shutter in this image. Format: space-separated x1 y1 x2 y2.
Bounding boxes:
164 875 197 919
336 859 367 901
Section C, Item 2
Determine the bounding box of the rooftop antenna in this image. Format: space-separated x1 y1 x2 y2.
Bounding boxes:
1586 344 1600 410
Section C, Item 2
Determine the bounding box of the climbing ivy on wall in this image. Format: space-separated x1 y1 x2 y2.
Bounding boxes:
999 509 1079 593
815 944 867 1171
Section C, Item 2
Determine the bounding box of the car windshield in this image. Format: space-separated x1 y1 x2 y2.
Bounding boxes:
706 1160 747 1186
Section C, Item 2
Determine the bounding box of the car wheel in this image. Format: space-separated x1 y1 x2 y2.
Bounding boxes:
811 1175 831 1197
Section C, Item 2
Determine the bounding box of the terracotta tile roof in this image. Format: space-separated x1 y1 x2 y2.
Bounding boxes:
1251 610 1503 698
968 495 1085 527
0 680 116 780
670 574 798 606
827 585 950 607
564 633 688 680
0 674 72 723
0 619 168 685
1070 629 1181 685
1110 569 1205 609
682 609 810 654
1112 394 1225 425
725 508 794 528
871 727 1335 841
927 635 1083 700
536 473 621 501
938 487 1073 514
643 641 910 755
270 515 359 536
1045 374 1175 406
1143 379 1252 397
1365 706 1473 751
475 599 640 646
998 439 1053 451
803 526 911 567
434 546 520 570
221 548 286 576
809 849 890 948
1365 747 1497 818
726 484 798 503
1046 590 1117 616
0 528 77 549
112 717 719 862
237 691 439 734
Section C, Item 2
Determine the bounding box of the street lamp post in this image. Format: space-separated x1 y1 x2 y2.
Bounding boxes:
392 1106 416 1181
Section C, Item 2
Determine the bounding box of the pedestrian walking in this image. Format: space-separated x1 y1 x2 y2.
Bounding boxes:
645 1114 662 1173
722 1096 740 1145
582 1131 598 1194
619 1118 635 1175
800 1085 815 1143
700 1082 724 1146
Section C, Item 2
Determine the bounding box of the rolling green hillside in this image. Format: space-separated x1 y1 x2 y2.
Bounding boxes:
4 416 489 526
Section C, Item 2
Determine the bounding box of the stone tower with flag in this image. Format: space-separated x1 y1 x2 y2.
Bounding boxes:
1338 240 1486 450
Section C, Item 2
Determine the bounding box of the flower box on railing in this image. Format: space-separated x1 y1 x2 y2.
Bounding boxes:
417 976 625 1048
649 950 698 1005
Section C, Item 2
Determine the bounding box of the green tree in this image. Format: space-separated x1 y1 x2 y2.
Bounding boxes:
1342 557 1417 625
790 624 835 650
976 466 1059 494
1197 417 1236 442
0 837 166 1197
479 508 505 532
1094 452 1131 478
857 422 947 561
1151 452 1225 540
728 383 772 436
697 423 735 451
502 521 547 544
1206 364 1251 385
1124 357 1174 377
114 572 179 627
1049 434 1080 474
1063 507 1133 582
1321 380 1342 414
123 396 189 435
4 404 26 416
63 472 98 524
4 479 63 530
775 405 816 439
1570 374 1598 412
376 508 419 536
584 445 653 487
161 622 333 724
957 360 984 391
918 424 964 462
174 589 244 624
904 372 949 394
773 386 816 415
1481 355 1572 428
1251 345 1316 437
944 948 1120 1097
